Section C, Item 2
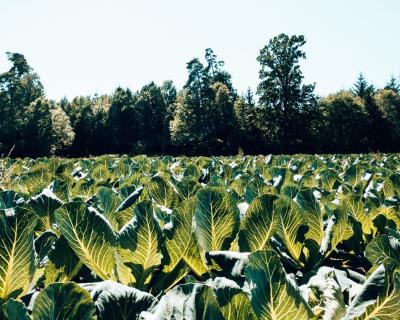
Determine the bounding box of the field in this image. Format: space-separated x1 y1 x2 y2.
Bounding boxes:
0 154 399 319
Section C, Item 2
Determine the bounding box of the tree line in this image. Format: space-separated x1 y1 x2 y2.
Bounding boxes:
1 33 400 158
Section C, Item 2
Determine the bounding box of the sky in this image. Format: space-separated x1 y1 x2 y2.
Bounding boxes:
0 0 399 100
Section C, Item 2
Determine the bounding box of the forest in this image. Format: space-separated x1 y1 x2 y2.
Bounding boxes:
1 33 400 158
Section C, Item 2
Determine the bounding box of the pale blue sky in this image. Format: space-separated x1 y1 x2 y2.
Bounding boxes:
1 0 399 100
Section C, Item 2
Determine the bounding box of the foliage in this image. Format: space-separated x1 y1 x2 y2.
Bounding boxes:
170 49 238 155
0 154 399 318
256 34 318 153
2 36 400 157
375 89 400 141
0 52 44 156
320 92 369 153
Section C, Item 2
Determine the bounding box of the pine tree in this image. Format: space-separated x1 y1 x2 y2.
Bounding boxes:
385 76 400 94
352 73 374 98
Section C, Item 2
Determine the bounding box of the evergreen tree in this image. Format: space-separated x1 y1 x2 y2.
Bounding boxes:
184 58 210 110
352 73 374 98
350 74 390 151
22 98 54 156
108 88 138 154
385 76 400 94
161 80 177 124
244 88 256 107
136 82 169 153
234 95 264 154
209 82 238 154
363 89 391 152
63 96 95 156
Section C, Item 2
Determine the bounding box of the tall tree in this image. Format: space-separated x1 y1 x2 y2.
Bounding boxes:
0 52 44 155
349 74 390 151
352 73 375 99
385 76 400 94
363 88 391 152
374 89 400 147
108 88 137 154
62 95 111 156
90 95 112 155
171 49 237 154
161 80 177 124
204 48 236 97
209 82 238 154
256 34 316 152
50 105 75 155
234 93 264 154
135 82 169 153
22 98 54 156
320 91 370 153
352 73 372 98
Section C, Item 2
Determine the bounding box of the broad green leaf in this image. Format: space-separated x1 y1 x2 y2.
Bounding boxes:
343 264 386 319
230 174 252 198
194 187 240 252
175 178 201 200
371 206 400 232
95 187 140 232
344 195 375 237
182 163 201 179
0 191 24 210
0 207 36 301
0 298 30 320
320 205 353 258
329 205 353 253
281 184 300 198
365 234 400 267
141 283 223 320
212 277 256 320
118 201 163 288
114 252 135 287
70 178 96 199
16 165 52 195
32 282 96 320
28 181 67 218
163 198 207 278
116 184 144 213
148 176 179 210
245 250 314 320
343 165 364 189
238 194 279 252
95 187 120 231
244 177 274 203
350 273 400 320
150 260 190 294
34 230 58 267
319 169 338 191
295 189 323 247
90 280 157 320
115 185 144 227
44 236 83 285
275 196 305 266
54 201 117 280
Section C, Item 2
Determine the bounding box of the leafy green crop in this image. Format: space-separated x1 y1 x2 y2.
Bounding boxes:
0 154 399 319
